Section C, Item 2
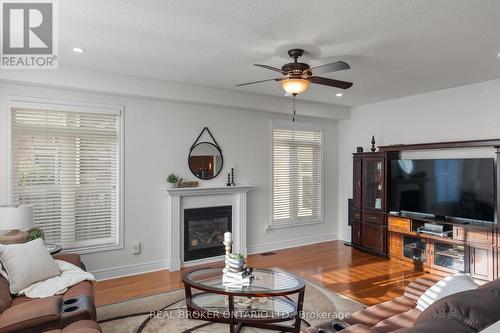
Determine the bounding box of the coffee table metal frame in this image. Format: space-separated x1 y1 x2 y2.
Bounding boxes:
182 268 306 333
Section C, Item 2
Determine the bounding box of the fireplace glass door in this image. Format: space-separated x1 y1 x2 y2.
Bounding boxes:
184 206 232 262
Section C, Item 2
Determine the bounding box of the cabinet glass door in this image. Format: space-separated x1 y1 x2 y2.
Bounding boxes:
403 236 426 262
352 158 362 208
434 242 465 272
363 158 384 210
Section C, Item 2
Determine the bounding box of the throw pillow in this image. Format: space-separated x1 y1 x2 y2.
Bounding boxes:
416 273 478 311
0 238 60 294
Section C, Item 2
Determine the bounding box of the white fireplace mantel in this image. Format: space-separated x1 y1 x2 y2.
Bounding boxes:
162 185 254 271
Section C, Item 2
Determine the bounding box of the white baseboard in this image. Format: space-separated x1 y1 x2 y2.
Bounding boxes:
247 233 337 255
91 234 337 281
91 259 169 281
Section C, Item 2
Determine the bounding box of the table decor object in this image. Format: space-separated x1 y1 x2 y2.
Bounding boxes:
0 205 34 244
27 228 45 242
166 173 178 188
371 135 377 152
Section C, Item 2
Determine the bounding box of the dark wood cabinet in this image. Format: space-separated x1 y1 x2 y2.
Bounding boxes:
351 152 396 257
469 245 494 281
352 221 362 246
362 211 385 226
351 139 500 282
362 223 385 254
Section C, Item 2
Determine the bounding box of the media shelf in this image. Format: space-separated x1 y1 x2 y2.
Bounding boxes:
388 215 495 280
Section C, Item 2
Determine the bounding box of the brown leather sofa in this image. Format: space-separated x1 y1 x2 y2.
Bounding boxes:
0 253 101 333
306 276 500 333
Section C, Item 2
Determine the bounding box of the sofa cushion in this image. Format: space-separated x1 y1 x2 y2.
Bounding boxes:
415 273 478 311
335 323 377 333
0 295 62 333
372 308 421 333
415 277 500 332
402 278 437 303
392 317 475 333
344 296 416 327
43 320 101 333
0 239 60 294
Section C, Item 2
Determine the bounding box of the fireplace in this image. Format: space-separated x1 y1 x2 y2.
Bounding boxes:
184 206 232 262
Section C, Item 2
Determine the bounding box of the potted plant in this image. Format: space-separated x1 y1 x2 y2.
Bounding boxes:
26 228 45 242
166 173 178 188
227 253 245 271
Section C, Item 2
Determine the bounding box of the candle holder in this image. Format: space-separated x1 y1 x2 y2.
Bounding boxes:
223 232 233 273
230 168 236 186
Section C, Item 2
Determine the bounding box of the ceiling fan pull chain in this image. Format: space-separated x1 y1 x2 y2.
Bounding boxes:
292 95 296 122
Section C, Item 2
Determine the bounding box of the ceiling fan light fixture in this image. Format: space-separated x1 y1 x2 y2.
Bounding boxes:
281 78 309 95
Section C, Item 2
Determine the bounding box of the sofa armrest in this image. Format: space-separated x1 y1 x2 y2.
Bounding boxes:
53 253 82 268
0 296 62 333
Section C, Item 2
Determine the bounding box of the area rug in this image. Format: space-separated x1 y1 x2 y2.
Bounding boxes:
97 282 365 333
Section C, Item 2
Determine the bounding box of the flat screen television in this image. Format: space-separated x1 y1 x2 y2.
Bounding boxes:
390 158 495 222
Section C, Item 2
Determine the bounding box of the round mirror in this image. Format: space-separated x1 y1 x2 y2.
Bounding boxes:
188 142 223 180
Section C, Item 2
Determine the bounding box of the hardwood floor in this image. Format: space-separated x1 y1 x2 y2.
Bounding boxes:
95 240 436 307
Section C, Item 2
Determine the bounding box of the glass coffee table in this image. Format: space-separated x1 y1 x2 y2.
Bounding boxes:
183 268 306 333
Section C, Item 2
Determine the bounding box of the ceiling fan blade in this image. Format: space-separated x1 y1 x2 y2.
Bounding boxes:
254 64 286 74
308 76 353 89
236 78 282 87
309 61 350 75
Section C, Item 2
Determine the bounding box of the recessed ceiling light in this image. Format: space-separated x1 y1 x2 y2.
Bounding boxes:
336 93 343 97
72 47 84 53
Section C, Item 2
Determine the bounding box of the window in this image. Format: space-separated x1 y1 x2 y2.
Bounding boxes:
271 121 323 227
10 102 123 252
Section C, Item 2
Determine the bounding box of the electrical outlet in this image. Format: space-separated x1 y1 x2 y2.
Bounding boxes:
132 241 141 254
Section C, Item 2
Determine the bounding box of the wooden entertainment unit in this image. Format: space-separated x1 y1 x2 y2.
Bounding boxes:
350 139 500 281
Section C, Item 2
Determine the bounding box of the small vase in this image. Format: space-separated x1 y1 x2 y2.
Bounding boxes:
168 182 176 188
227 257 245 272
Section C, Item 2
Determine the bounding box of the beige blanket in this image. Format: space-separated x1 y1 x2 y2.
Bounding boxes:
2 259 95 298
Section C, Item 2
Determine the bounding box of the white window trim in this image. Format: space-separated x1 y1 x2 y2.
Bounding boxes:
269 120 325 230
2 95 125 254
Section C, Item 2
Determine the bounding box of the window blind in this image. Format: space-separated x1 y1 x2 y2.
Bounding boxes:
11 107 120 250
272 125 323 226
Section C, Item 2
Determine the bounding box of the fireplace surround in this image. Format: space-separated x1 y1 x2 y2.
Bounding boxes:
162 185 254 271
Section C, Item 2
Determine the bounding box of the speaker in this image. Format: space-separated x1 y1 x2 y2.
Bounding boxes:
347 198 353 226
345 198 354 246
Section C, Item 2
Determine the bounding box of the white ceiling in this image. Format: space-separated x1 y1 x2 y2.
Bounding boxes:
59 0 500 106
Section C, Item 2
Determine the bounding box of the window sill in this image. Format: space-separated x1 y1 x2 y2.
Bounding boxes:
268 219 324 230
61 242 124 255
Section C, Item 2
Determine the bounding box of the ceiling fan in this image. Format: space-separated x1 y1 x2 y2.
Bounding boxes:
236 48 353 96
